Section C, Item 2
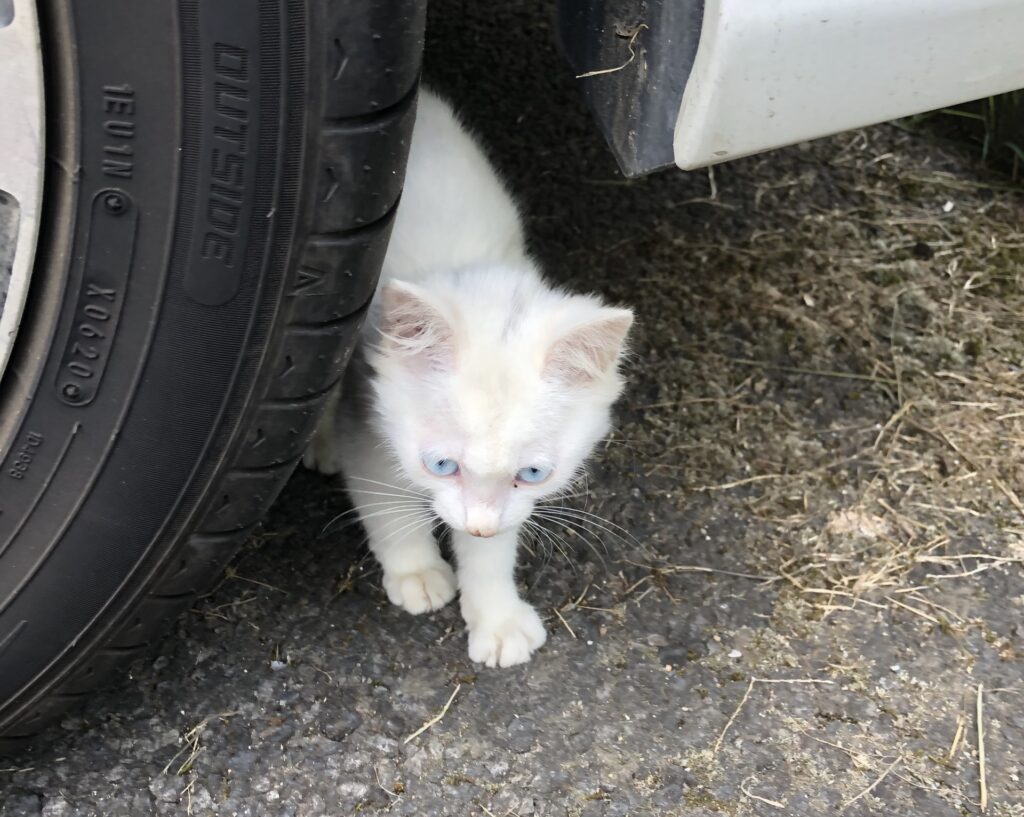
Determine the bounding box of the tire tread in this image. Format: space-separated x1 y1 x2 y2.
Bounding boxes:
0 0 420 743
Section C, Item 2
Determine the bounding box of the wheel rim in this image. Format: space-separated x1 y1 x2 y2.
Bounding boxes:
0 0 45 384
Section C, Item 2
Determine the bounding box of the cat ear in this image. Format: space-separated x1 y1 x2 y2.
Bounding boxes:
545 307 633 384
379 280 454 364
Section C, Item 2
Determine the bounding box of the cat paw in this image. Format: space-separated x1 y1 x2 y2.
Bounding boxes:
466 602 547 668
383 563 457 614
302 437 343 475
302 449 342 476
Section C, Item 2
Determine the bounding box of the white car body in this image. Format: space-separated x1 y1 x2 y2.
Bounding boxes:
674 0 1024 169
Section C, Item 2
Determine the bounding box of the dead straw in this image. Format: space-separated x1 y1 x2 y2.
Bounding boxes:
840 755 904 811
404 684 462 745
712 678 834 755
977 683 988 812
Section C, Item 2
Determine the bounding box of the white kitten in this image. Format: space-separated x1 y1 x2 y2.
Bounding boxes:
305 88 632 668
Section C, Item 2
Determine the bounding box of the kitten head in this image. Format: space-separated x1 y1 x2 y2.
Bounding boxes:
368 264 632 538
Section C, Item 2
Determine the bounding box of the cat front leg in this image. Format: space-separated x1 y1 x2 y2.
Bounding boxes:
303 385 344 475
452 527 547 668
339 429 457 615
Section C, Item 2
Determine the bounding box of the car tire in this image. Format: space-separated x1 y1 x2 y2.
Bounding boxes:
0 0 423 747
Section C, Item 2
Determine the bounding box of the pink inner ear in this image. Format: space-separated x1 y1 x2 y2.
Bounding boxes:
546 310 633 383
379 282 453 361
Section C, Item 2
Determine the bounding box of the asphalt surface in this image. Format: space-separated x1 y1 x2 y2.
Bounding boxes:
3 1 1023 815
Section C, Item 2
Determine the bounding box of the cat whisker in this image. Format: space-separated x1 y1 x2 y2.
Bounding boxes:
533 505 633 556
521 519 554 569
522 518 553 557
600 436 643 452
523 518 576 573
322 505 383 536
581 474 594 511
534 505 639 548
532 518 619 565
341 486 430 501
356 504 432 525
564 469 591 492
346 474 428 495
328 497 427 519
352 515 428 552
539 491 590 506
530 512 609 569
322 502 430 537
519 520 549 568
371 512 442 549
546 470 594 510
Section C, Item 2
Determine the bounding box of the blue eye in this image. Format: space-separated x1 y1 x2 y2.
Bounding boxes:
515 465 552 484
423 456 459 476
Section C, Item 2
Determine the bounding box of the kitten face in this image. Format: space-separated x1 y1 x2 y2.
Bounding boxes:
368 266 632 538
393 366 610 536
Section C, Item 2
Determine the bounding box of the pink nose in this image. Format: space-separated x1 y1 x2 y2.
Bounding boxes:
465 506 500 538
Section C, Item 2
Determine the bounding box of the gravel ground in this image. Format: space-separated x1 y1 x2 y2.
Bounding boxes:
3 2 1024 815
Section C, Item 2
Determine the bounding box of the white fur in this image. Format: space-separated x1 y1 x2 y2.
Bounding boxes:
306 88 632 668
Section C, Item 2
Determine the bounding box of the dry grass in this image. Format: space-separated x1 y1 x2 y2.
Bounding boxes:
160 711 239 777
403 684 462 745
578 124 1024 813
711 677 835 755
604 125 1024 626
